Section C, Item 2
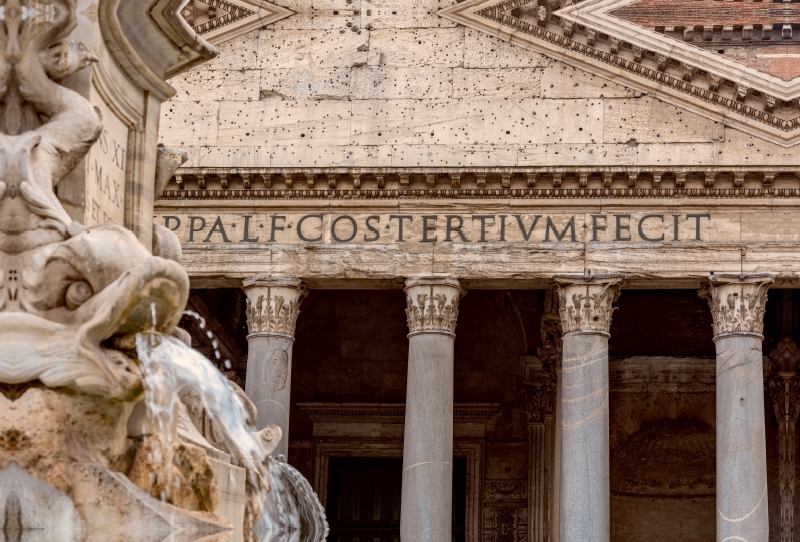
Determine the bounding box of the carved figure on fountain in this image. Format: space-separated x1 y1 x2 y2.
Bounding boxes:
0 0 237 539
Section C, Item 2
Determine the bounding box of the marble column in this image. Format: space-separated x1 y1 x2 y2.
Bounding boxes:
401 276 463 542
242 276 307 460
700 274 773 542
555 274 622 542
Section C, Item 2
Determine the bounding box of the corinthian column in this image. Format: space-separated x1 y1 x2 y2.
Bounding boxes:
242 277 307 460
554 274 622 542
700 273 773 542
401 276 463 542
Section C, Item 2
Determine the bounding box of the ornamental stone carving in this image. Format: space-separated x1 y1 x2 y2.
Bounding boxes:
768 366 800 542
522 376 556 424
699 274 774 338
404 277 463 336
554 274 623 335
242 277 307 337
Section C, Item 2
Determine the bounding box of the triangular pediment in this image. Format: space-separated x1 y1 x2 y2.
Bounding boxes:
181 0 294 44
439 0 800 146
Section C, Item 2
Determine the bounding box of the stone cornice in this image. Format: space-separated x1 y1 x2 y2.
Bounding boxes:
165 166 800 196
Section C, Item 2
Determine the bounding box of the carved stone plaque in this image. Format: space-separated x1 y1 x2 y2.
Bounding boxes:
84 88 128 226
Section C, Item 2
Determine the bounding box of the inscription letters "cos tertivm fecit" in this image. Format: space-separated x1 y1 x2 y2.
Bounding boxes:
160 213 712 244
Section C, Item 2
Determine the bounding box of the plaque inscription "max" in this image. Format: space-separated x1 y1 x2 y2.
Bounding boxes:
156 212 718 245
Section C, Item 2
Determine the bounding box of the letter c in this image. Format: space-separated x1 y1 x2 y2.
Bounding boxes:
297 214 323 242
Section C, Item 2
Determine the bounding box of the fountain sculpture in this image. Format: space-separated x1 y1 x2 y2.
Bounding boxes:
0 1 327 540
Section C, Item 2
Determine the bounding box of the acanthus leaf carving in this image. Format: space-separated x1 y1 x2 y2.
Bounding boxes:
243 278 306 337
555 274 622 335
699 274 774 337
404 277 462 336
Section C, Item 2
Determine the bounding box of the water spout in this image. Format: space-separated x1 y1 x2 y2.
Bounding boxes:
136 332 270 493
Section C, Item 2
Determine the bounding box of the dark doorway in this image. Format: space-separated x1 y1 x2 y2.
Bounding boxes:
326 457 467 542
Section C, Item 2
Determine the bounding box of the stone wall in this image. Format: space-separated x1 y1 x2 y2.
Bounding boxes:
158 0 799 170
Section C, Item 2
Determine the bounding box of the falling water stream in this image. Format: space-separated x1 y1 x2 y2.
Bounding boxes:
135 329 328 542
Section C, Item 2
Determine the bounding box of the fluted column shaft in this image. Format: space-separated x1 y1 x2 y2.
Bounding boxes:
242 276 307 460
555 275 622 542
401 276 462 542
701 274 773 542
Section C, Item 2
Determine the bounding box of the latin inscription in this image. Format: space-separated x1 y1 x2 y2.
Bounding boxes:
85 87 127 226
155 212 714 244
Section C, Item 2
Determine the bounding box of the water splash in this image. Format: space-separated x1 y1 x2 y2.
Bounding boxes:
135 332 268 492
183 310 232 371
135 330 329 541
257 461 329 542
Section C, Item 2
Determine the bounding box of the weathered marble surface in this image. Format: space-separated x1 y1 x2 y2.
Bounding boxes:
243 277 306 459
715 334 770 542
246 334 296 459
401 332 456 542
559 331 611 542
400 277 461 542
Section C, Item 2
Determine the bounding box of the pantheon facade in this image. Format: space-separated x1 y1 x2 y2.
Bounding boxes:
153 0 800 540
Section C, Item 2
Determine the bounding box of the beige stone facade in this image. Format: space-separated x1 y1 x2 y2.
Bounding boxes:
157 0 800 540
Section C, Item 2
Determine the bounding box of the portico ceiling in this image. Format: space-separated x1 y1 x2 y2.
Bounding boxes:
438 0 800 146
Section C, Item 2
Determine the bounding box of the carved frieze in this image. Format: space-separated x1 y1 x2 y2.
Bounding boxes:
483 506 529 542
522 374 556 424
242 277 307 337
485 480 528 502
404 277 463 336
554 274 623 335
699 274 774 337
537 313 563 373
768 367 800 542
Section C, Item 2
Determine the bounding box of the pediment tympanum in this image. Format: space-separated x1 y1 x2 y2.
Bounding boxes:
439 0 800 146
181 0 294 43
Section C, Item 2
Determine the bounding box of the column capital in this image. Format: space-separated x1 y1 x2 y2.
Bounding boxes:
554 273 623 336
242 276 307 338
698 273 774 339
404 276 463 337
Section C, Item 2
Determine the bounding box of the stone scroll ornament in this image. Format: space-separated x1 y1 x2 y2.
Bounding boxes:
0 0 190 399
